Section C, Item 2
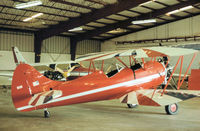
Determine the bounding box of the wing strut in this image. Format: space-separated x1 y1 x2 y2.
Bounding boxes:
101 60 104 71
161 53 197 96
88 61 96 74
115 57 128 67
129 56 132 67
177 56 184 89
88 61 92 75
177 53 197 90
131 56 137 65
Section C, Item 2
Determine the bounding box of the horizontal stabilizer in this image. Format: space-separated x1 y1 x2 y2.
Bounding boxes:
28 90 62 107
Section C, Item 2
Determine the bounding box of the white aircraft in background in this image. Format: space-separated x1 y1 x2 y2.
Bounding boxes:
0 47 75 85
0 47 96 85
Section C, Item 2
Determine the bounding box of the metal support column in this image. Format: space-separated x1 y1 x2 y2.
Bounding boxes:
70 37 77 61
34 33 43 63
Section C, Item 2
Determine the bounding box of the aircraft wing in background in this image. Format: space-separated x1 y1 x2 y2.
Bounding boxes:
12 46 75 69
0 71 13 77
75 47 199 62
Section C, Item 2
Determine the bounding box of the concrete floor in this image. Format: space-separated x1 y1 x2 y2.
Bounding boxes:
0 89 200 131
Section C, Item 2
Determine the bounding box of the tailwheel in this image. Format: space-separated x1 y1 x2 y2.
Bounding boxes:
165 103 179 115
44 108 50 118
127 104 138 108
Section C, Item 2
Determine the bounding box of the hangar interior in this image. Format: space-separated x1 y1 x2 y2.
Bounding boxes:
0 0 200 131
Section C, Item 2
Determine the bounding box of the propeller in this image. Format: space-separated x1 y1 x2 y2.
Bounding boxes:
166 65 178 89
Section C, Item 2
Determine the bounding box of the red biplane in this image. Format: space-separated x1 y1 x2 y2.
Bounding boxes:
11 47 200 118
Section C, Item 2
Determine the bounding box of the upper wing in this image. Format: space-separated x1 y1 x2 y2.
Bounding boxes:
75 50 123 62
30 61 75 67
76 47 199 62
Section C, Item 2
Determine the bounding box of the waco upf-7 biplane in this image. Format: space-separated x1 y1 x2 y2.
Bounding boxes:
11 47 200 118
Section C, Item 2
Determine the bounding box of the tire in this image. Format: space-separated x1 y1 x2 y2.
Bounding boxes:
165 103 179 115
127 104 138 108
44 110 50 118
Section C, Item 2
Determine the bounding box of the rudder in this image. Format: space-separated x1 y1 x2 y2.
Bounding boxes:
12 47 27 65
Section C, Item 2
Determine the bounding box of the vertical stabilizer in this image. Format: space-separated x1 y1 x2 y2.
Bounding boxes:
12 47 27 65
11 63 61 112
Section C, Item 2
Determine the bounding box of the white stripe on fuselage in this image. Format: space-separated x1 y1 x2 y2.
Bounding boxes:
17 72 165 111
17 105 33 111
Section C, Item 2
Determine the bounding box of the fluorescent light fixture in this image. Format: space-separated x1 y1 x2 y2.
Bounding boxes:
139 0 156 6
108 28 126 34
166 5 193 16
166 10 179 15
23 13 43 22
132 19 156 24
23 17 33 22
69 27 83 32
31 13 43 18
15 0 42 9
179 5 193 11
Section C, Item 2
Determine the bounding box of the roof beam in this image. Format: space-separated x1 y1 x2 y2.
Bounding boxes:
141 5 180 19
1 5 70 19
36 0 151 40
72 0 200 41
115 14 130 18
140 5 156 11
0 24 75 38
156 17 170 22
85 0 107 6
0 12 58 23
154 1 169 7
104 17 119 22
0 26 35 33
127 9 143 15
194 5 200 10
0 18 40 29
49 0 95 10
13 0 81 14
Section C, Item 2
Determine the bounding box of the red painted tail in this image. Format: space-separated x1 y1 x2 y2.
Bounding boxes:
11 64 60 112
188 69 200 90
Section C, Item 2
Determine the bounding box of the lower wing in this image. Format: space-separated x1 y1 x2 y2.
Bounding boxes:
120 89 200 106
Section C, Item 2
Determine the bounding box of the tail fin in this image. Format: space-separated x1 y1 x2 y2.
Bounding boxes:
11 64 61 112
12 47 27 65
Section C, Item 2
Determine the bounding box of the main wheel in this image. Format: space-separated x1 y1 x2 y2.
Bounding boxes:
127 104 138 108
165 103 179 115
44 110 50 118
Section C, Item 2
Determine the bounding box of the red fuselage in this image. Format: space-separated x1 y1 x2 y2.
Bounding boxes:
12 61 166 112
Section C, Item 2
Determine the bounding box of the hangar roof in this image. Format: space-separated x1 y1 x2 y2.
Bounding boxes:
0 0 200 41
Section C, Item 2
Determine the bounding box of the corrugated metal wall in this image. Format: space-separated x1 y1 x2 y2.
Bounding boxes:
0 30 34 52
0 30 101 55
76 40 101 55
42 36 70 54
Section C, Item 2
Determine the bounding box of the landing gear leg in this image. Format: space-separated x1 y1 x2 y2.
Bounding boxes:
44 108 50 118
127 104 138 108
165 103 179 115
